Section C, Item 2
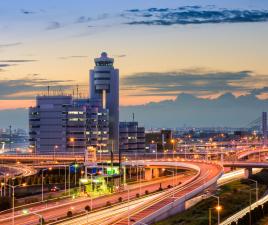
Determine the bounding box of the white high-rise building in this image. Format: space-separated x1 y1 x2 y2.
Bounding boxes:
89 52 119 152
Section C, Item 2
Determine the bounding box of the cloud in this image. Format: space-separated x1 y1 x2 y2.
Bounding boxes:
21 9 35 15
46 21 62 30
113 54 127 58
0 42 22 48
0 64 14 68
0 74 76 100
59 55 88 60
121 70 268 97
75 16 92 23
123 6 268 26
0 59 37 63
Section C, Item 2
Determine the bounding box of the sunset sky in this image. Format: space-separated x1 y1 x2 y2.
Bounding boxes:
1 0 268 110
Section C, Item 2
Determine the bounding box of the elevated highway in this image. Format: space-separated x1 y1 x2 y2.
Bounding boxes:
0 159 223 225
53 160 223 225
237 147 268 160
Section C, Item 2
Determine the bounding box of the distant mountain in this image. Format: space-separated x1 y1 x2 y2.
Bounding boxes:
0 93 267 129
120 93 268 128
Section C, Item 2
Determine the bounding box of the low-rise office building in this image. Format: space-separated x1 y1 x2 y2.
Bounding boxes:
119 122 145 153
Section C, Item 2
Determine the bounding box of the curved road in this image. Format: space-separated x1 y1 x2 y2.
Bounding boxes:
57 160 223 225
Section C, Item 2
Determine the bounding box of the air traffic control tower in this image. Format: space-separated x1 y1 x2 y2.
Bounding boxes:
89 52 119 152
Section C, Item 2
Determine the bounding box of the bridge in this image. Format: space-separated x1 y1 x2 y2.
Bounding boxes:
1 146 268 225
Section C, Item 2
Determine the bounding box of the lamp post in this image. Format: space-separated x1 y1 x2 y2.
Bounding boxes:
3 173 9 196
171 139 175 160
210 194 221 225
1 182 27 225
125 184 130 225
53 145 58 162
151 140 157 160
248 178 258 201
90 174 93 210
97 143 105 172
239 188 255 225
70 137 75 157
22 209 43 225
41 167 52 202
208 208 213 225
163 168 175 198
68 164 71 196
64 165 67 194
73 163 79 186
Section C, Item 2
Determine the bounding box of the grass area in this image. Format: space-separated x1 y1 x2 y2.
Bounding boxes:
257 216 268 225
154 170 268 225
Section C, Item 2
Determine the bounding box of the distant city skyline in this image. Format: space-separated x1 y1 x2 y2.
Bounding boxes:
1 0 268 128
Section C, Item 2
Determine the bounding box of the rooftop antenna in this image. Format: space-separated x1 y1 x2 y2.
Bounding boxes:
47 86 50 96
132 113 135 122
76 85 79 99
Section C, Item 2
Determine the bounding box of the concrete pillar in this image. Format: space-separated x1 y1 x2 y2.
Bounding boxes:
220 153 224 163
153 168 159 178
244 168 252 178
145 168 153 181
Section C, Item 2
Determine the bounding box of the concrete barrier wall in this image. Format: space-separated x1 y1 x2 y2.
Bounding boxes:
137 162 223 225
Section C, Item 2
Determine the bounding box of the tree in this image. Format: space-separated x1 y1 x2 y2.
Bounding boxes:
0 197 11 210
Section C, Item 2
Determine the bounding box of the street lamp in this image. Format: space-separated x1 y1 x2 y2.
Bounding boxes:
171 139 175 160
248 178 258 201
239 188 256 225
53 145 58 162
1 182 27 225
80 174 93 211
73 163 79 186
209 194 222 225
162 168 175 198
70 137 75 156
151 140 157 160
41 167 52 202
97 143 105 172
208 207 213 225
22 209 43 225
3 173 9 196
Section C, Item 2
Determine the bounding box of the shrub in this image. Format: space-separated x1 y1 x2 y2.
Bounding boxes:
136 193 140 198
118 197 123 202
39 217 45 224
106 201 112 207
145 190 149 195
67 211 73 217
85 205 91 212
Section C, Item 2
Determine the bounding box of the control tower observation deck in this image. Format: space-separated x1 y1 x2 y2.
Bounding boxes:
89 52 119 152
